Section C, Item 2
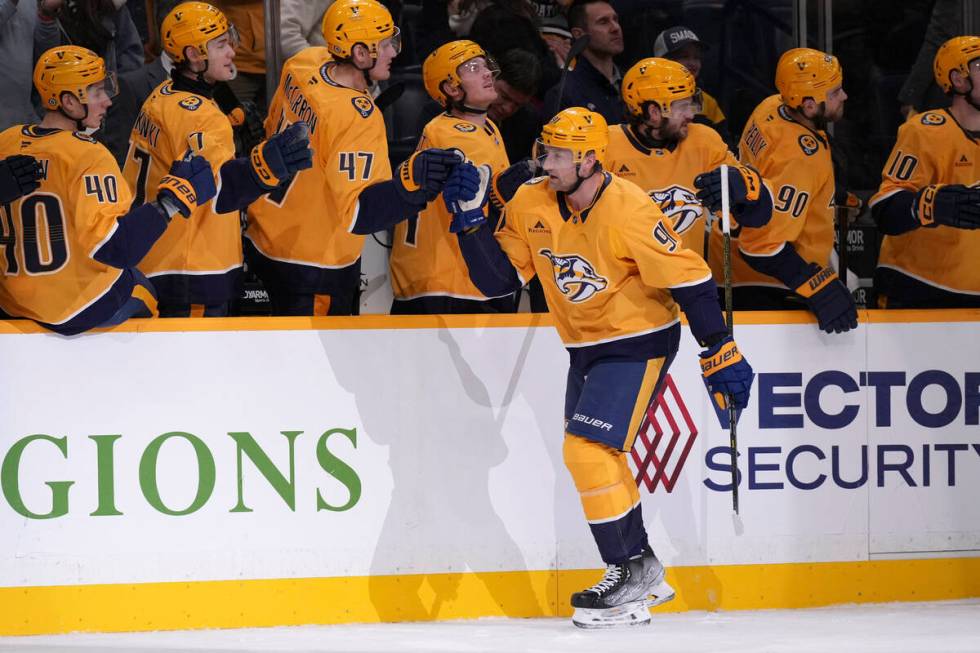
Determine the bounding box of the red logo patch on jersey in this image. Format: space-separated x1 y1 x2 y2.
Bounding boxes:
538 249 608 302
921 112 946 126
649 186 704 235
351 96 375 119
798 134 819 156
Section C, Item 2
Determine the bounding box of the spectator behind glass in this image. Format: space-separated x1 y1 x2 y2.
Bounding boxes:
281 0 335 58
469 0 560 97
0 0 61 130
653 25 732 146
538 11 570 68
488 48 543 162
36 0 144 77
542 0 625 123
896 0 963 117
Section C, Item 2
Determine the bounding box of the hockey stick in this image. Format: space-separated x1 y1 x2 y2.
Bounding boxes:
549 34 591 118
374 81 405 112
720 164 739 515
836 202 849 287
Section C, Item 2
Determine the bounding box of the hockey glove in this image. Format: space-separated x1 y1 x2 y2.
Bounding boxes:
250 121 313 190
396 147 464 203
700 336 754 411
157 155 217 219
793 263 858 334
694 164 765 226
0 154 43 204
444 162 490 233
914 184 980 230
489 158 538 210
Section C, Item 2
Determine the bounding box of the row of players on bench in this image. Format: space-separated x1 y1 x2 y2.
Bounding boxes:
0 0 978 335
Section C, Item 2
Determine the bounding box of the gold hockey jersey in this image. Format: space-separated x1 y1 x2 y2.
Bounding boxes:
0 126 134 325
390 113 510 300
246 59 392 269
123 80 241 281
497 172 712 347
708 95 836 287
871 109 980 294
605 122 737 259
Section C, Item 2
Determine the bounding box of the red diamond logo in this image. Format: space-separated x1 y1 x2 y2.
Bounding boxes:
630 374 699 493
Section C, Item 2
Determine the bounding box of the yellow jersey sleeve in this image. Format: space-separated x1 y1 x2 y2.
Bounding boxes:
73 146 135 255
871 113 944 203
494 190 538 284
612 192 713 290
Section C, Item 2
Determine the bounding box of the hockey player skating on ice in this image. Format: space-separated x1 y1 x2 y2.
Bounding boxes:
870 36 980 309
448 107 755 628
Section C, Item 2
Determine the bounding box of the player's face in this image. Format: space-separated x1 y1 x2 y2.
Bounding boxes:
966 59 980 104
668 44 702 79
81 78 114 128
661 96 697 140
535 143 580 191
488 79 531 122
581 2 623 57
369 31 401 81
822 84 847 122
457 57 499 109
205 31 238 82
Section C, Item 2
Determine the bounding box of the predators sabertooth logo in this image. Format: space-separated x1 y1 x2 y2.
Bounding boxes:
649 186 704 234
539 249 608 302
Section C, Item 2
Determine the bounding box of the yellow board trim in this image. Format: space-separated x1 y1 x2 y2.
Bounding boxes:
0 309 977 335
2 558 978 636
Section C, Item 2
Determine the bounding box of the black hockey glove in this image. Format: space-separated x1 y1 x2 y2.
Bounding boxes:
793 264 858 334
694 163 765 226
490 158 538 210
396 148 464 202
0 154 43 204
157 155 217 218
914 184 980 230
250 122 313 189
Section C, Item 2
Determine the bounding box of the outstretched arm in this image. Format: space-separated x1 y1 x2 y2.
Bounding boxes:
214 121 313 214
350 148 464 234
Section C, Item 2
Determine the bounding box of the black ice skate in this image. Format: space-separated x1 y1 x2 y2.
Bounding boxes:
570 546 675 629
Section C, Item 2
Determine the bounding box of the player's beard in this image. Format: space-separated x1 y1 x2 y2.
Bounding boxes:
813 102 843 129
659 117 689 145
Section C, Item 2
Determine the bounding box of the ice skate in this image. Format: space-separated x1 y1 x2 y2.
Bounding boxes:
570 546 675 629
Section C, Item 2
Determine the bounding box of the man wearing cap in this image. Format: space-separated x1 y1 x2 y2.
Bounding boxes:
654 26 730 144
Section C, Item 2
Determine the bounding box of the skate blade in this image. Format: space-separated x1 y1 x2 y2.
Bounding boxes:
571 600 652 629
646 578 676 608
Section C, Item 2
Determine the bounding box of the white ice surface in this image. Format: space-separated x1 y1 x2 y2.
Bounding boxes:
1 600 978 653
